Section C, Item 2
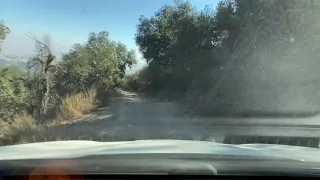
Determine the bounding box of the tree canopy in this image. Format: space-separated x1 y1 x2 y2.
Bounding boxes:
0 66 27 121
135 0 319 114
0 30 138 123
55 31 137 96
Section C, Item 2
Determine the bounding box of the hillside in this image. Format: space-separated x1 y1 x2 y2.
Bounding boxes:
0 53 28 68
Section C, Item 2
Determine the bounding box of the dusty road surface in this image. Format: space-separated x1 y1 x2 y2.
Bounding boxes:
51 89 320 144
52 89 213 142
88 90 210 141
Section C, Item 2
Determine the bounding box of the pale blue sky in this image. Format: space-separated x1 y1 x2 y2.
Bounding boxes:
1 0 219 72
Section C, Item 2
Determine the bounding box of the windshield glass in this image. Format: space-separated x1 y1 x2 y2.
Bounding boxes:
1 0 320 150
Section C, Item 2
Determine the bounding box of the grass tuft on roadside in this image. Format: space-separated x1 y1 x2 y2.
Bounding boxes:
0 113 46 145
58 89 98 121
2 113 38 135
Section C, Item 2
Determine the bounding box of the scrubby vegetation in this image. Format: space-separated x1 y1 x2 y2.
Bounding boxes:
1 0 319 145
0 21 137 145
132 0 319 115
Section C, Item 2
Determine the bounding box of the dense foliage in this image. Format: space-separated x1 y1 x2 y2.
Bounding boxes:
0 66 27 121
55 31 136 96
135 0 318 115
0 30 137 123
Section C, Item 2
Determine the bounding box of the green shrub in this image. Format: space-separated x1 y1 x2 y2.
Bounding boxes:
0 66 27 121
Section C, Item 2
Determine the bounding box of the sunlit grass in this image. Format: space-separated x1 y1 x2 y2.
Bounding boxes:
0 113 47 145
0 89 102 145
58 89 97 121
4 113 37 133
0 88 121 145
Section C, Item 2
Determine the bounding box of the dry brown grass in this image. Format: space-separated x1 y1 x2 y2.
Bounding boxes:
1 113 37 135
0 112 83 146
0 88 120 145
0 90 98 145
58 89 97 121
0 113 46 145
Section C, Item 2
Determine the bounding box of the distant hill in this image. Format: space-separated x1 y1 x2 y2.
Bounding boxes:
0 53 143 74
0 53 29 69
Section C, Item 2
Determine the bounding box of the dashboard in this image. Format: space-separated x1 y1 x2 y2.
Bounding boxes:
1 155 320 179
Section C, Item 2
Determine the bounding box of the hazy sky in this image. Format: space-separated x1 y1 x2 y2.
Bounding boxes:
1 0 219 73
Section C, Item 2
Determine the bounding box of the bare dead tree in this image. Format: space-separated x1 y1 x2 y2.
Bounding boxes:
26 32 66 122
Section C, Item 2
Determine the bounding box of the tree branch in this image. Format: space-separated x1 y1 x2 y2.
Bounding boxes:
33 57 44 64
47 54 55 65
27 60 38 69
45 64 66 73
26 32 51 53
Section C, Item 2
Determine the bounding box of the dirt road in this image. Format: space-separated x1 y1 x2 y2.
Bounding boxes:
53 89 212 142
51 89 320 144
89 90 209 141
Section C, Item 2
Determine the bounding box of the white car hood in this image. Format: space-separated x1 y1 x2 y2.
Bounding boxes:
1 140 320 162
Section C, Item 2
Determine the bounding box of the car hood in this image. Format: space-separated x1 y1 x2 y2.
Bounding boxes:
1 140 320 161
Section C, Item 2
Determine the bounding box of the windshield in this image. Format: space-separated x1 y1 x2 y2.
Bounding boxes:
1 0 320 151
